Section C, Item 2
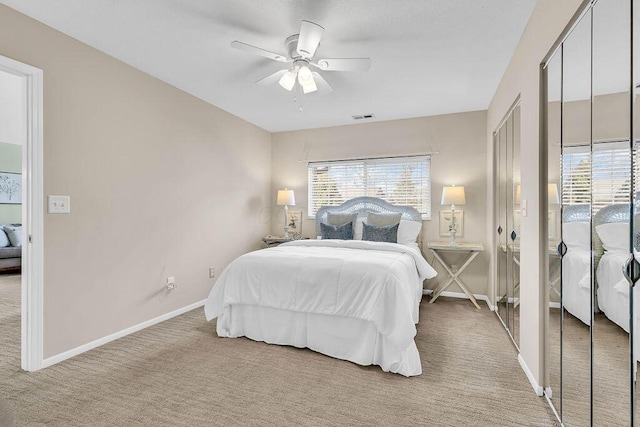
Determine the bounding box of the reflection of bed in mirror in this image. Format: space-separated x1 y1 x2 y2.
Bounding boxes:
561 204 592 326
594 203 631 332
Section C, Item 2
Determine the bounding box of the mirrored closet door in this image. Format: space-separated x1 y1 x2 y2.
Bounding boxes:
494 102 521 347
543 0 637 425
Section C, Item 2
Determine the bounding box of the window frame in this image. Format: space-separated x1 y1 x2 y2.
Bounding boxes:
307 155 432 220
561 140 632 213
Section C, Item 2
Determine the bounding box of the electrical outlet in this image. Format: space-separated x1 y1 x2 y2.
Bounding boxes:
209 267 216 279
166 276 177 290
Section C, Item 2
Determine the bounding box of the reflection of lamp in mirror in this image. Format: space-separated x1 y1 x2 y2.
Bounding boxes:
441 185 466 246
548 183 560 205
277 189 296 238
514 183 560 205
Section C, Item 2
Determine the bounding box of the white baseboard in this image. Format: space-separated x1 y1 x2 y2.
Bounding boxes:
42 299 206 369
422 289 495 311
549 302 561 309
518 353 544 396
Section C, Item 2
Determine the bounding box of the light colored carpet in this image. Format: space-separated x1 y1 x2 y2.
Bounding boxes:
548 308 637 426
0 274 558 426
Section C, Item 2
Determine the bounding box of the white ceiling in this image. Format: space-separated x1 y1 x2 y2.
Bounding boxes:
1 0 537 132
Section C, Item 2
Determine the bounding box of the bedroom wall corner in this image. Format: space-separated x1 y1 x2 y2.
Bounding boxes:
486 0 584 390
0 4 272 360
270 111 490 298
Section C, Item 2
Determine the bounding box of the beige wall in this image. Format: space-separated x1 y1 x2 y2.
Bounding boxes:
0 5 272 358
271 111 489 296
487 0 584 388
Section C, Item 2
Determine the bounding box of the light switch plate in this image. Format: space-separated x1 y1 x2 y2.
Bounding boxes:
48 195 70 214
521 199 527 217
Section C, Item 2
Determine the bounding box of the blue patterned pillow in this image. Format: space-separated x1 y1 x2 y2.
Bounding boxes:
320 221 354 240
362 222 399 243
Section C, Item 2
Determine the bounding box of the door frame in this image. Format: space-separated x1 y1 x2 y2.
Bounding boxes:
0 55 44 371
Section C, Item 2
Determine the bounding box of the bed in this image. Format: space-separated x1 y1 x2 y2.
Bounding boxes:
204 197 437 376
561 204 592 326
594 203 633 332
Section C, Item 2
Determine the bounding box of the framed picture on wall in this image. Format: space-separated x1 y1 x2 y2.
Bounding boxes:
287 210 302 236
0 172 21 204
439 210 464 237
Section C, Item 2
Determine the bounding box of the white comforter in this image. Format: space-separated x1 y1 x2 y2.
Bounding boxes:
597 252 632 332
204 239 436 375
562 250 592 326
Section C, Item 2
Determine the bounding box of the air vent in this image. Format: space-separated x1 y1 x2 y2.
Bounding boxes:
352 114 375 121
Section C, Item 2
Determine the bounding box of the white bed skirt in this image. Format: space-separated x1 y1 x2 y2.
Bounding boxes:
216 304 422 377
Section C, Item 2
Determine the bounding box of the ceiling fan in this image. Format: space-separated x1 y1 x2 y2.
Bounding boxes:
231 20 371 94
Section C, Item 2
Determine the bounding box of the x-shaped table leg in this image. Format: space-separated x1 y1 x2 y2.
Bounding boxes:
429 249 481 309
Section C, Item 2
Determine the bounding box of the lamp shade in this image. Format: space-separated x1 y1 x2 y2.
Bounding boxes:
515 183 559 205
548 183 560 205
441 186 466 206
277 189 296 206
278 70 296 91
298 66 317 93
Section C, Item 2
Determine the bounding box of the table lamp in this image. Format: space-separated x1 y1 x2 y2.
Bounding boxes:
441 185 466 246
515 183 559 205
277 189 296 238
548 183 560 205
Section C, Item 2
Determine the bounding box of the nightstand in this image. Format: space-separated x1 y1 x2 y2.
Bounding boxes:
261 236 292 248
427 241 484 309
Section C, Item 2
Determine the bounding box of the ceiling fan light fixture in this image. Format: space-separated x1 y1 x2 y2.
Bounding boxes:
278 70 297 91
297 65 313 84
302 78 318 94
297 65 317 93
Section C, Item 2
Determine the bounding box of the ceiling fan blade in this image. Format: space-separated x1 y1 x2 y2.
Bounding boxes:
230 41 289 62
313 58 371 71
311 72 334 94
255 69 288 85
296 20 324 58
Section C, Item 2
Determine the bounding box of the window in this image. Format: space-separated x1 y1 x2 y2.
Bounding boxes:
561 141 632 213
307 155 431 219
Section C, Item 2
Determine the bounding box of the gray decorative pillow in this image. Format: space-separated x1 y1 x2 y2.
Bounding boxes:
362 222 399 243
367 212 402 227
327 212 357 227
2 225 22 248
320 222 354 240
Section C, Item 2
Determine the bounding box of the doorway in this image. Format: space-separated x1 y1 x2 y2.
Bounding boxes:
0 55 43 372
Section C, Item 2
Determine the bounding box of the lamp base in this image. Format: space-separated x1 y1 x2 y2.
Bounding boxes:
448 206 457 246
283 205 290 238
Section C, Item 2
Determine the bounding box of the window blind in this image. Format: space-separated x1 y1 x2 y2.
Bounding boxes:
307 156 431 219
561 141 632 213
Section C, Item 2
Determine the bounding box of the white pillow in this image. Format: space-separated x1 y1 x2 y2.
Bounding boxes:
397 220 422 246
3 225 22 248
562 222 590 252
0 229 9 247
596 222 629 253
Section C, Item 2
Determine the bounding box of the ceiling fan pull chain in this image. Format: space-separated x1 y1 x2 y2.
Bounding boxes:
293 84 304 112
